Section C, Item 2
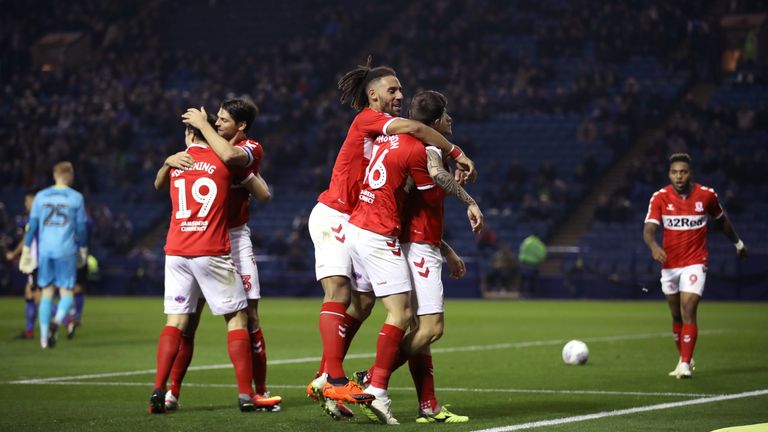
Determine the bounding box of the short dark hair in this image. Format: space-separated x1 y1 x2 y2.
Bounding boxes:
338 56 397 111
187 112 218 141
669 153 692 166
221 98 258 132
410 90 448 125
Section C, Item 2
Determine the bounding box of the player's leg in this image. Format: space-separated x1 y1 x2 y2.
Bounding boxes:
166 298 205 410
307 204 366 395
150 255 199 413
47 253 77 345
18 275 37 339
36 256 56 348
67 266 87 338
661 267 685 375
676 265 706 379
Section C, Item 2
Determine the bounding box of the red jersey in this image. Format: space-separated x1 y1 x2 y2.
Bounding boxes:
349 134 434 238
227 138 262 228
644 183 724 269
165 144 243 256
401 147 446 246
318 108 400 215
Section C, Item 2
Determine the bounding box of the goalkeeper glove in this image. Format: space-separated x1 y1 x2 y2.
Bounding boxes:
19 246 36 274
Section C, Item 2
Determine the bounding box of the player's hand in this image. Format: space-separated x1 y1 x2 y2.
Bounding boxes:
651 245 666 264
445 251 466 279
454 167 468 186
467 204 484 233
181 107 208 129
454 154 477 183
77 247 88 269
166 151 194 170
19 246 36 274
5 251 15 261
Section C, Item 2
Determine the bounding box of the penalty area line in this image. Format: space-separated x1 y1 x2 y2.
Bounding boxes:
468 389 768 432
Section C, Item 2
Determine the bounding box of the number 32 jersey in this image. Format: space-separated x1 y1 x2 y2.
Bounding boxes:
165 144 247 256
644 183 724 269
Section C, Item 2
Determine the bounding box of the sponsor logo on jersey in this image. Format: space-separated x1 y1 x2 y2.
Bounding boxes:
661 215 707 230
359 189 375 204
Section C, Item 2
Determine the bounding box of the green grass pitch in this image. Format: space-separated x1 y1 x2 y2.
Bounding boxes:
0 298 766 431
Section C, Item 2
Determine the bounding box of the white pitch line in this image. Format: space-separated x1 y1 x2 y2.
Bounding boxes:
7 330 726 384
469 389 768 432
6 380 718 398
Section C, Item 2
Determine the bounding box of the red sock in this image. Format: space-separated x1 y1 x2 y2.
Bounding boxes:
227 329 255 396
316 354 325 377
408 354 438 412
250 328 268 394
672 321 683 356
370 324 405 390
341 313 363 358
170 333 195 398
319 302 347 379
680 324 698 364
154 326 183 390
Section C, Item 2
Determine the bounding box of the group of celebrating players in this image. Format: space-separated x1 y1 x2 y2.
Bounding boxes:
13 56 747 424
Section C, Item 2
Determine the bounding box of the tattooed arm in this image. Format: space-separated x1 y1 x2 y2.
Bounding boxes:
426 148 484 232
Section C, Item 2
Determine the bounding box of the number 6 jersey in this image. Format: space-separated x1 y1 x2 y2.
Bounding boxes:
644 183 724 269
349 134 434 238
164 143 248 256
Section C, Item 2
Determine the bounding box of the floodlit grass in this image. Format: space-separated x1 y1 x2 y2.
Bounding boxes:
0 298 766 431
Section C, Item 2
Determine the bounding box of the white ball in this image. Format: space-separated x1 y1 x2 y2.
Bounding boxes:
562 340 589 365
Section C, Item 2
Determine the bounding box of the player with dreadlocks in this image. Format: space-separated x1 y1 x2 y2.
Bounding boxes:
305 57 477 420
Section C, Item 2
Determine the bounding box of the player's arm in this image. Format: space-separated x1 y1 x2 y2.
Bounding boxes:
182 107 251 166
712 213 747 258
243 173 272 203
387 118 476 182
154 151 195 190
440 240 466 279
19 203 39 274
75 198 88 268
5 238 24 261
642 222 666 264
425 149 484 233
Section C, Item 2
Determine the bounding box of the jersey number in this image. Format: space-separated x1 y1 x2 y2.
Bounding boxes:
43 204 69 226
173 178 218 219
363 144 390 190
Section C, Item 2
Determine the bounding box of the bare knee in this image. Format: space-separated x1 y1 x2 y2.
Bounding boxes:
348 291 375 321
321 276 351 304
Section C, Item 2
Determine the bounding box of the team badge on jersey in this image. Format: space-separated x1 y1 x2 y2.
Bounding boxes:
695 201 704 212
667 204 675 211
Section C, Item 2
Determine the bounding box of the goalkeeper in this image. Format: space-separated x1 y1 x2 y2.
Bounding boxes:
20 162 88 349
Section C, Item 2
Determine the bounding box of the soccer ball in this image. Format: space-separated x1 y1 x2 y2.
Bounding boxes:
562 340 589 365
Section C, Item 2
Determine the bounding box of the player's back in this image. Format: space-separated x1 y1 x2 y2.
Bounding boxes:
349 133 433 238
32 186 85 258
165 144 233 257
318 108 398 215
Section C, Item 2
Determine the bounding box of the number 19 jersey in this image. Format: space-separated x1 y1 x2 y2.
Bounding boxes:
165 144 241 257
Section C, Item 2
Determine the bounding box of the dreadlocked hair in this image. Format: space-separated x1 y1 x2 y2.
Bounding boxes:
338 55 397 111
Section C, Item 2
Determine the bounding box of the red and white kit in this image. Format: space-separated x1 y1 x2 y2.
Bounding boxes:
309 108 399 284
401 146 447 315
164 143 247 315
644 183 724 296
348 133 434 297
228 138 262 299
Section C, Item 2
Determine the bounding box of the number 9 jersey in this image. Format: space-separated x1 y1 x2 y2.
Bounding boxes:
164 143 247 256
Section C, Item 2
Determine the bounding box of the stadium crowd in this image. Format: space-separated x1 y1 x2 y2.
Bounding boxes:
1 0 764 296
